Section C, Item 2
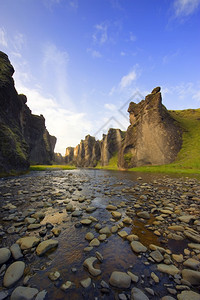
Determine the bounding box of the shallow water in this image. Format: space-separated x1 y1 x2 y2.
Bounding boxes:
0 169 199 299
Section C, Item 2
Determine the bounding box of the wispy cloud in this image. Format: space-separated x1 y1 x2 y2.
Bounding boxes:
15 83 92 154
13 32 25 51
129 32 137 42
120 69 137 89
42 43 72 108
163 50 179 64
87 48 102 58
173 0 200 17
0 27 8 47
92 22 108 45
104 103 117 111
192 90 200 101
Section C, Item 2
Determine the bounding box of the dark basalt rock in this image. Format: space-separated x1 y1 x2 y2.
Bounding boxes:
0 51 56 175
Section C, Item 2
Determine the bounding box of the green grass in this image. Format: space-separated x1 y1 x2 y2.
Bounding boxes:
129 108 200 175
30 165 76 171
96 152 119 170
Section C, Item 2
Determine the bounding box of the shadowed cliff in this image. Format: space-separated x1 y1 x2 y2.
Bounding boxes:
0 51 56 175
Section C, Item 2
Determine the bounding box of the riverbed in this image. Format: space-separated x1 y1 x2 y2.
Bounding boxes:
0 169 200 299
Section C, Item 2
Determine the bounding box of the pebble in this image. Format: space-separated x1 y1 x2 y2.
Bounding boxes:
36 239 58 256
10 286 39 300
131 241 147 253
0 248 11 264
109 271 131 288
157 264 180 276
3 261 25 288
83 257 101 276
16 236 40 250
10 243 23 260
80 277 91 288
131 287 149 300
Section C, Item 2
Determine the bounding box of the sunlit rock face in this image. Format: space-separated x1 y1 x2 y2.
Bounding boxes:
0 51 56 175
118 87 182 168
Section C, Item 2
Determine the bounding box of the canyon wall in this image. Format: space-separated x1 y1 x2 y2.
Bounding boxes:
0 51 56 175
118 87 182 168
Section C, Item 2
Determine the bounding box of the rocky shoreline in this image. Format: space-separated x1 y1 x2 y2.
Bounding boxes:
0 169 200 299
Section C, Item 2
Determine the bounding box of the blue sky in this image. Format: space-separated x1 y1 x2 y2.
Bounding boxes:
0 0 200 154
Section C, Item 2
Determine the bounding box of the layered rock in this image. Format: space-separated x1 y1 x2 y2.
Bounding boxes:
118 87 182 168
0 51 56 175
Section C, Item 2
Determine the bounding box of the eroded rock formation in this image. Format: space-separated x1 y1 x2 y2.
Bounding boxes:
118 87 182 168
0 51 56 175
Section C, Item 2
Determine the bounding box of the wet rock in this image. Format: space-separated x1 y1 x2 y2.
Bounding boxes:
118 231 128 238
83 257 101 276
10 244 23 260
188 243 200 251
0 248 11 264
172 254 183 263
177 290 200 300
127 271 139 283
66 203 74 212
183 258 200 270
0 291 9 300
36 239 58 256
150 250 164 263
111 225 118 233
95 223 102 230
137 211 150 219
127 234 139 242
151 272 159 283
28 224 41 230
109 271 131 288
3 261 25 288
48 271 60 281
131 241 147 253
131 287 149 300
10 286 38 300
98 234 107 241
99 226 110 234
85 232 94 241
184 230 200 243
111 211 122 219
86 206 96 213
80 277 91 288
96 251 103 262
51 228 61 237
157 264 180 276
168 225 184 232
182 269 200 285
178 215 195 223
72 210 82 217
89 238 100 247
17 236 40 250
123 217 132 225
35 290 48 300
80 219 92 225
161 297 176 300
61 281 73 291
106 205 117 210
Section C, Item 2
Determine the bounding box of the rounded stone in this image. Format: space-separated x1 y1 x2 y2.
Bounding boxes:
0 248 11 264
10 286 38 300
109 271 131 288
3 261 25 288
36 239 58 256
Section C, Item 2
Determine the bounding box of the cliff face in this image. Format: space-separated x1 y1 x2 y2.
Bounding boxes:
65 129 123 167
101 128 123 166
0 51 56 175
118 87 182 168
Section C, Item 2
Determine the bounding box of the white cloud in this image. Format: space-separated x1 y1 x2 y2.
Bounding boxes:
87 48 102 58
120 70 137 89
104 103 117 111
192 90 200 101
174 0 200 17
93 22 108 45
15 84 92 154
0 27 8 47
13 33 25 51
120 51 126 56
42 43 73 108
163 50 179 64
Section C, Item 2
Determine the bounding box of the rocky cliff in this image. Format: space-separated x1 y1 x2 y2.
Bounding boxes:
118 87 182 168
0 51 56 175
64 129 123 167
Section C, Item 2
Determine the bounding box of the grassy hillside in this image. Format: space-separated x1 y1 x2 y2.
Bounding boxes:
129 108 200 174
30 165 76 171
